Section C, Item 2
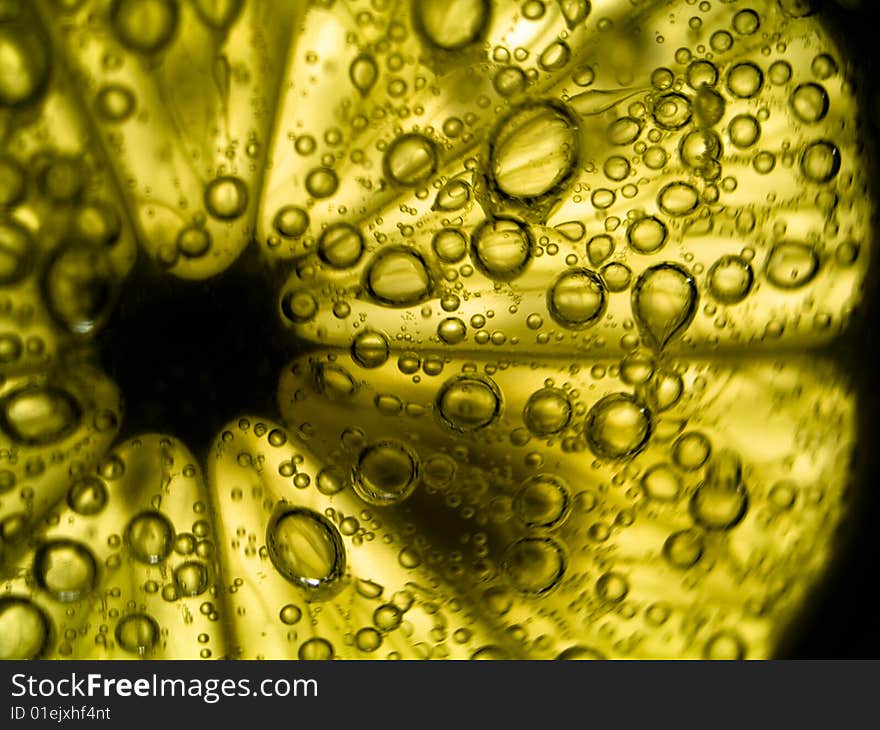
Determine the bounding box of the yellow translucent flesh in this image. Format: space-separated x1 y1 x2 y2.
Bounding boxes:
0 0 874 660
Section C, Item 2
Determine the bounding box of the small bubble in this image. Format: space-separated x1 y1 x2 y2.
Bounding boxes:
353 441 419 506
34 540 98 602
115 613 160 656
0 597 51 659
125 511 174 565
204 176 248 220
547 268 607 329
436 375 501 431
503 537 566 594
586 393 651 460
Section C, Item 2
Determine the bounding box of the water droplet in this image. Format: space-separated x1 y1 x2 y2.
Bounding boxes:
765 242 820 289
538 40 571 71
266 507 346 596
298 637 334 660
680 130 721 169
0 386 81 446
115 613 160 655
601 262 632 292
413 0 490 50
96 83 136 122
472 217 533 281
353 441 419 506
596 571 629 602
585 393 652 459
125 511 174 564
354 627 382 653
703 630 746 659
522 1 546 20
364 247 432 306
305 167 339 198
436 375 501 431
708 255 754 304
652 92 692 130
523 387 572 436
383 133 438 187
432 227 468 263
687 59 718 88
658 181 699 216
0 22 50 106
769 481 797 511
690 451 748 530
273 206 309 238
176 225 211 259
281 289 318 323
350 53 378 96
34 540 97 602
438 317 467 344
672 432 712 470
732 8 760 35
373 603 403 631
0 597 50 659
791 82 829 123
607 116 643 145
558 0 592 29
663 530 704 568
800 140 841 183
513 474 570 528
110 0 179 54
204 175 248 220
649 370 684 411
192 0 243 29
641 464 681 501
279 604 302 625
0 221 33 285
489 101 579 201
632 263 698 350
503 537 566 594
350 330 390 369
174 560 208 596
318 222 364 269
726 62 764 98
74 202 122 247
547 268 607 329
627 216 667 254
316 466 346 495
587 233 614 264
493 65 527 97
43 243 116 335
555 221 586 241
312 363 357 400
42 156 86 202
434 178 471 210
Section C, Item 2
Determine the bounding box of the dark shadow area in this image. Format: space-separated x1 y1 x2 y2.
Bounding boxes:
96 242 307 457
778 0 880 659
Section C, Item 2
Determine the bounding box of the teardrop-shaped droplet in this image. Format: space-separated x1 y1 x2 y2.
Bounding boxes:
193 0 244 29
569 88 638 116
632 263 697 350
349 53 378 97
557 0 592 29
